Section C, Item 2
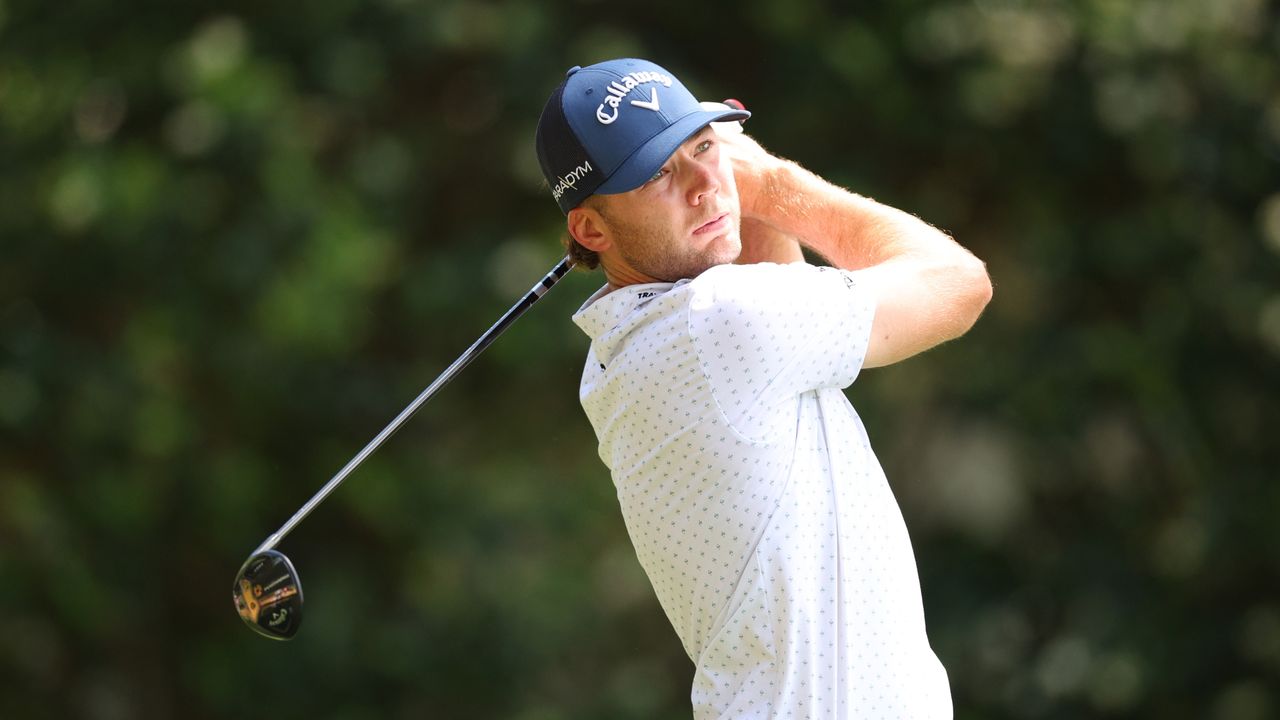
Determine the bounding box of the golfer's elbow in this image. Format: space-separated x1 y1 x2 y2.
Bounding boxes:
949 252 993 338
864 248 992 367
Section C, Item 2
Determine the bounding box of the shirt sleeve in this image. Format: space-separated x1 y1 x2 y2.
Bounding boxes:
687 262 876 441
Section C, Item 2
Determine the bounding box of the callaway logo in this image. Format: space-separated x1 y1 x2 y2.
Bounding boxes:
551 161 593 201
596 71 673 125
268 609 288 627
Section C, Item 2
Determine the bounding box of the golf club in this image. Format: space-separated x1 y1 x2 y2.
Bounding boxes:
234 256 574 640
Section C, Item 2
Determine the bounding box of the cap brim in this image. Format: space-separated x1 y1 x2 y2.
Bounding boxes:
594 108 751 196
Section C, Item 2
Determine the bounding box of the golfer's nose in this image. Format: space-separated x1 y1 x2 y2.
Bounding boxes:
685 160 719 207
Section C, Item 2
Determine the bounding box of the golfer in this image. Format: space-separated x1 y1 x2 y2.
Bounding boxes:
536 58 992 719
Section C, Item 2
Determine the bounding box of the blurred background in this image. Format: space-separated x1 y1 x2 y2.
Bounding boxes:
2 0 1278 718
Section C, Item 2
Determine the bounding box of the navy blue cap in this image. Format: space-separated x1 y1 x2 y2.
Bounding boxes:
535 58 750 214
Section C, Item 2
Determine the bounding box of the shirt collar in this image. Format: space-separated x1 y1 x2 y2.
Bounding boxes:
571 281 677 340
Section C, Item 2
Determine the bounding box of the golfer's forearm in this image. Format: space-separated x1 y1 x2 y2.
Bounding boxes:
743 157 992 360
749 160 972 271
735 217 804 265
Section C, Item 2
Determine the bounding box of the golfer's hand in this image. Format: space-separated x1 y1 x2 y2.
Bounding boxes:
705 119 786 224
699 101 800 262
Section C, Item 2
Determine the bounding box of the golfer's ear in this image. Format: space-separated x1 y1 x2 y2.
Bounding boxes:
568 205 610 253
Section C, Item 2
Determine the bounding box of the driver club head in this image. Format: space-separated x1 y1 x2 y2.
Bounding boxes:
233 550 304 640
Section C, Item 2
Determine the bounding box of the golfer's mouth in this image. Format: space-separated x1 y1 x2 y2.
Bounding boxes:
693 212 730 236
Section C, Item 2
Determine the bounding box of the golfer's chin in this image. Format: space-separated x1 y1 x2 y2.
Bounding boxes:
700 227 743 270
679 244 740 281
654 226 743 282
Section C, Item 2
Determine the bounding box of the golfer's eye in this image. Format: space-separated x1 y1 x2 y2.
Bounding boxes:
647 167 667 184
696 139 713 153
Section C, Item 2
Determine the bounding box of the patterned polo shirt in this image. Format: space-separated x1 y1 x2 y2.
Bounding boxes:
572 261 951 719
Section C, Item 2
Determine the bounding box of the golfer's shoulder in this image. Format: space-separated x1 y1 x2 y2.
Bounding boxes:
692 261 810 291
689 262 828 305
685 262 824 328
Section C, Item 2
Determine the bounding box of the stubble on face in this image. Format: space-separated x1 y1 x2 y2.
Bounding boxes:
599 201 742 283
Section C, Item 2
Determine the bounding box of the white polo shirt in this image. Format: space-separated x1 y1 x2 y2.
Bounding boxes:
572 262 951 719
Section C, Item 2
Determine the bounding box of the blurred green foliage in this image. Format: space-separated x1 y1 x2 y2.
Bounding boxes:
2 0 1278 718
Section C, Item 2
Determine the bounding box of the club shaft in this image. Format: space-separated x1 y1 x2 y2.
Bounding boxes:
252 257 574 556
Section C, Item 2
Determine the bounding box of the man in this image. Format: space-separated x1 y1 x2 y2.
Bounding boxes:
535 58 991 719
